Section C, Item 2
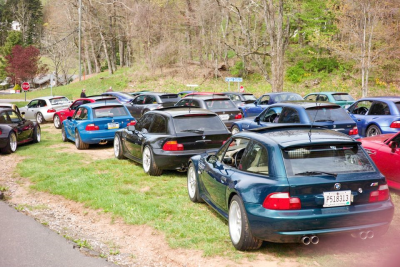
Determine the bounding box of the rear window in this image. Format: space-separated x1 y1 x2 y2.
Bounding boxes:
243 94 257 101
205 99 236 109
159 94 180 103
93 106 128 118
332 93 354 101
283 144 374 176
306 106 352 122
395 102 400 113
173 115 227 133
50 97 69 105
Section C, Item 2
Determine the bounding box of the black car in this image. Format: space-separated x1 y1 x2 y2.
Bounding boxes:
113 108 231 176
222 92 257 107
128 92 181 119
175 96 242 128
0 108 40 154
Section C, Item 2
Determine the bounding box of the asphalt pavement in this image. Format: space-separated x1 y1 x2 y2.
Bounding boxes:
0 201 115 267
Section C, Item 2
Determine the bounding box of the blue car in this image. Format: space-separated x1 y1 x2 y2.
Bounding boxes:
187 125 394 250
241 92 303 117
230 102 359 138
101 91 136 104
347 96 400 137
61 103 135 149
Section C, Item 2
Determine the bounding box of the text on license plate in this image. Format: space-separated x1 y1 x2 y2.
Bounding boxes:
219 114 229 121
108 122 119 129
323 190 351 207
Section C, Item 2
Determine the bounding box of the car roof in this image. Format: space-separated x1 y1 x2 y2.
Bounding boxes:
222 92 254 95
137 92 179 96
271 101 340 108
151 107 216 117
183 96 231 101
358 96 400 102
262 92 300 96
306 92 350 95
31 96 68 100
80 102 124 108
235 125 357 148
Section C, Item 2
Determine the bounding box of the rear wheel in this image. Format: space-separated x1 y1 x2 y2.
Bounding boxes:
231 125 241 135
142 146 162 176
32 126 41 143
1 132 17 154
75 130 89 150
187 163 204 203
53 115 61 129
229 195 262 251
114 135 126 159
366 125 381 137
61 125 68 142
36 112 44 124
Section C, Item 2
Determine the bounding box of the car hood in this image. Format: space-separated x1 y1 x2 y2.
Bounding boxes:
360 133 394 144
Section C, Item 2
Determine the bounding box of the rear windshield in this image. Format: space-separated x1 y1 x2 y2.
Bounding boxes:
306 106 352 122
50 97 69 105
205 99 236 109
243 94 257 101
159 94 180 103
332 93 354 101
173 115 227 133
93 106 129 118
395 102 400 113
283 144 374 176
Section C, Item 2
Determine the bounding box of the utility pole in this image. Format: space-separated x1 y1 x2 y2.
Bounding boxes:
78 0 82 81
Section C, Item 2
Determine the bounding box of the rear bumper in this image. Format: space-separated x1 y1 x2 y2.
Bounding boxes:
80 130 118 144
152 149 207 170
245 199 394 243
0 137 8 149
43 112 55 121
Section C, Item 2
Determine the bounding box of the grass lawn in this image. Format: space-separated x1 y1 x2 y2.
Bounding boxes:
8 124 400 266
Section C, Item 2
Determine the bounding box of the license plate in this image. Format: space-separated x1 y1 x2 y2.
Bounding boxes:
323 190 351 207
108 122 119 129
219 114 229 121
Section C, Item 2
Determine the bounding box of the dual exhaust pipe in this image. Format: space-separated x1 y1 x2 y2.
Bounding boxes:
301 235 319 245
352 230 374 240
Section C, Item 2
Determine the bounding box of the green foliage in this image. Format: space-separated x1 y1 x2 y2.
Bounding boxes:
286 64 306 83
230 61 244 77
2 31 23 56
227 50 236 59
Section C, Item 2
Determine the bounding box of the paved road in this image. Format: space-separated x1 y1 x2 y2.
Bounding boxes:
0 201 115 267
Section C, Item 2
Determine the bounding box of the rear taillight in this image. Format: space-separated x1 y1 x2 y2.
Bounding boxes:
369 184 390 202
390 121 400 128
85 124 99 131
0 130 2 135
349 126 358 135
127 121 136 126
262 192 301 210
47 109 56 113
234 113 243 119
162 141 184 151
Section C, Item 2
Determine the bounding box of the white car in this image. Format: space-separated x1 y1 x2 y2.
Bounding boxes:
20 96 71 124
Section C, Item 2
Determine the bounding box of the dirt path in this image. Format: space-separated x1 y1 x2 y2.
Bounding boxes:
0 144 297 267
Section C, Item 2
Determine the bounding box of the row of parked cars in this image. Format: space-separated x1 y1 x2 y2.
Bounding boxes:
0 90 399 252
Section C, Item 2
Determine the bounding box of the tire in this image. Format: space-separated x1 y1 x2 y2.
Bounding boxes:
187 163 204 203
142 146 162 176
114 135 126 159
61 125 68 142
32 125 41 143
229 195 262 251
53 115 61 129
75 130 89 150
231 125 241 135
366 125 381 137
36 112 44 124
1 131 17 154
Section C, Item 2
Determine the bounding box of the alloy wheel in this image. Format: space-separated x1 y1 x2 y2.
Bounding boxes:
229 201 242 245
143 147 151 172
9 132 17 152
187 166 196 199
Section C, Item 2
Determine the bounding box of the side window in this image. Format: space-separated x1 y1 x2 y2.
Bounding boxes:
136 114 154 131
7 111 21 123
369 101 390 115
38 100 47 107
259 95 270 105
176 99 190 107
28 100 39 108
217 138 250 167
144 96 155 104
260 107 282 123
240 142 269 175
0 112 10 123
349 100 373 115
191 100 200 107
70 100 84 110
149 115 167 134
278 107 300 123
317 95 328 101
73 107 88 120
134 95 146 105
305 94 317 101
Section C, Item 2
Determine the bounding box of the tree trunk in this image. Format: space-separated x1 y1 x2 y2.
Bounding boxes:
100 31 113 75
84 37 92 75
89 31 101 73
119 40 125 67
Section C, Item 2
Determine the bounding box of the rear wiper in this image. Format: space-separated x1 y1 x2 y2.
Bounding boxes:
314 119 334 122
295 171 337 178
181 129 204 134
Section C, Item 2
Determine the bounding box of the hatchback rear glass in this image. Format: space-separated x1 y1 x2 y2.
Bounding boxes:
93 106 128 118
243 94 257 101
395 102 400 113
332 93 354 101
173 115 227 133
49 97 69 105
306 106 352 122
283 144 375 176
160 94 179 99
205 99 236 109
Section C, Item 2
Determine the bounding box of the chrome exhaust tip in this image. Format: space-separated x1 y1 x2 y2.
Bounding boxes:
311 235 319 245
367 231 374 239
99 140 108 145
359 231 368 240
301 236 311 245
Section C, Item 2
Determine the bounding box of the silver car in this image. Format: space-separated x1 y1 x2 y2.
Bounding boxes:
20 96 71 124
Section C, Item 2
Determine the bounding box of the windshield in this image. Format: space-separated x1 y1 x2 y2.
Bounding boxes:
306 106 352 121
243 94 257 101
205 99 236 109
283 144 374 176
332 93 354 101
50 97 69 105
93 106 129 118
173 115 227 133
272 93 303 102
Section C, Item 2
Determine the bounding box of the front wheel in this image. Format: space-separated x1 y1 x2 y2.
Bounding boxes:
114 135 126 159
75 130 89 150
142 146 162 176
36 112 44 124
231 125 241 135
229 195 262 251
32 126 41 143
53 115 61 129
1 132 17 154
366 125 381 137
187 163 204 203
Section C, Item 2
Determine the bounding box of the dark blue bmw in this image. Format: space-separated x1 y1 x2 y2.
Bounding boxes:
187 125 394 250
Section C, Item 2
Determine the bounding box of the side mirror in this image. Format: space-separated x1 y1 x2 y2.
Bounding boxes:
389 141 398 153
254 116 260 124
127 125 136 132
254 101 258 106
67 116 72 120
207 155 218 164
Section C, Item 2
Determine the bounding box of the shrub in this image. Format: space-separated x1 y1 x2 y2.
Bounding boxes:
230 61 244 77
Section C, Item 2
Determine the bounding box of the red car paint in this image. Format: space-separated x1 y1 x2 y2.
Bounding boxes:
53 98 96 128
